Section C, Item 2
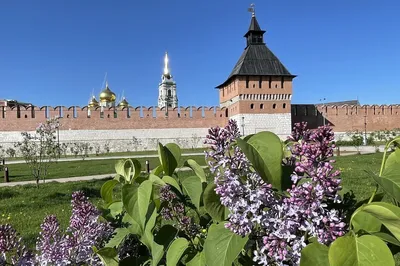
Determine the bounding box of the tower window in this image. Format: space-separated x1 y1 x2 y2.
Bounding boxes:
246 76 249 88
273 103 276 109
168 90 171 97
253 84 255 88
281 77 284 88
283 103 286 109
259 76 262 88
260 104 264 109
269 76 272 88
250 103 254 109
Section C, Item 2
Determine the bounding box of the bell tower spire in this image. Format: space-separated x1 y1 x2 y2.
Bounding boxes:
158 51 178 109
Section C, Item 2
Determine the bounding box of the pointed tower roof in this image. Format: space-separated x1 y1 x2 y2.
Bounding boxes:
216 10 295 88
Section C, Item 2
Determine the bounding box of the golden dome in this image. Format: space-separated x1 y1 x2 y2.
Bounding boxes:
88 96 99 108
118 97 129 108
99 82 116 103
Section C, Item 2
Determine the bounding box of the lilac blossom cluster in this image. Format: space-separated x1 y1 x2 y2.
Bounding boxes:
159 185 200 237
204 120 346 265
0 191 112 265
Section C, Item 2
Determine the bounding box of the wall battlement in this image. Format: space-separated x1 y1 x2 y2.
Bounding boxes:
292 104 400 132
0 105 229 131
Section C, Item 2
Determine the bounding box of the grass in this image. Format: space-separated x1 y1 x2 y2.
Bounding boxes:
0 152 388 251
0 154 206 183
5 147 206 161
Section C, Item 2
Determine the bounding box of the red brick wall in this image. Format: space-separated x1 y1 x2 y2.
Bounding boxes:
292 104 400 132
0 106 229 131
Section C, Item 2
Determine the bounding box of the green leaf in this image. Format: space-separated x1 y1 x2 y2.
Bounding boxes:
151 165 164 176
94 247 119 266
108 201 123 219
163 175 182 193
204 223 248 266
352 202 400 242
154 224 178 249
375 149 400 202
158 143 181 176
184 159 207 183
187 252 206 266
371 232 400 246
122 212 141 235
105 228 130 248
166 238 189 266
122 180 153 230
236 131 284 189
203 183 225 222
300 242 329 266
351 209 382 233
149 174 166 186
115 159 132 182
101 180 119 204
328 235 395 266
130 159 142 180
181 176 202 209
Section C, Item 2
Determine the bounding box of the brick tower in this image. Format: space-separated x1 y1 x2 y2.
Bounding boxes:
216 7 296 138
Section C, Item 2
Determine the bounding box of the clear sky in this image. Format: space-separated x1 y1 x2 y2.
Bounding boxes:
1 0 399 107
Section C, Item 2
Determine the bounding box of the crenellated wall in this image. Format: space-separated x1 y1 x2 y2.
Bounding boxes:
292 104 400 132
0 105 229 131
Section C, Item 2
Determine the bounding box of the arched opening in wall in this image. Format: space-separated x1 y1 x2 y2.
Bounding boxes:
168 90 171 97
281 76 284 88
250 103 254 109
260 103 264 109
253 84 255 88
269 76 272 88
246 76 249 88
275 84 278 88
283 103 286 109
225 109 228 117
273 103 276 109
17 106 21 118
24 114 27 118
31 107 35 118
259 76 262 88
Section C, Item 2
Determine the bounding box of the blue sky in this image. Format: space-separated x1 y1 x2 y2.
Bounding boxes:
1 0 399 107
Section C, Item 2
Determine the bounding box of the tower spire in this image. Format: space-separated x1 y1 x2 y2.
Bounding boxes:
164 51 169 75
248 3 255 17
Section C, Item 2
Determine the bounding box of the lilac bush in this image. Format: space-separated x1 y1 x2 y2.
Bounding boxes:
204 120 346 265
0 191 112 265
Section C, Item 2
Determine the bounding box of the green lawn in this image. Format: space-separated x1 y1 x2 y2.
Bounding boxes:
5 147 206 161
0 152 386 250
0 155 207 183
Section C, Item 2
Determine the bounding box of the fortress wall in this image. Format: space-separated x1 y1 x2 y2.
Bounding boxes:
292 104 400 132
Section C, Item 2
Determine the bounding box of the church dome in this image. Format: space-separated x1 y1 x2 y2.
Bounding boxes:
118 97 129 108
88 96 99 108
99 82 116 103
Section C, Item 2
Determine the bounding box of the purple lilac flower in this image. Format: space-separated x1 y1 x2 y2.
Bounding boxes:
36 191 113 265
0 224 34 265
204 120 346 265
159 185 200 237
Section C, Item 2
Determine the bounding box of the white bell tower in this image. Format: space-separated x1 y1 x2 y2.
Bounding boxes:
158 52 178 109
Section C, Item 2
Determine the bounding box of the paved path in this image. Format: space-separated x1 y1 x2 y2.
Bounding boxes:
0 166 208 187
5 152 204 165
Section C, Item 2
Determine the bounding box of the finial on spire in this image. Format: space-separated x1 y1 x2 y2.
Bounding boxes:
105 80 109 88
248 3 255 17
163 51 169 75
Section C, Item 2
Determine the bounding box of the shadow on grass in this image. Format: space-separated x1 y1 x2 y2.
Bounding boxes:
80 187 101 198
0 189 20 199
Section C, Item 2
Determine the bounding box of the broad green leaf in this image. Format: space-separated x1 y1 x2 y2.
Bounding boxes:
122 180 153 230
181 175 202 209
130 159 142 180
122 208 141 235
300 242 329 266
375 149 400 202
236 131 284 189
204 223 248 266
353 202 400 242
151 165 164 176
151 242 164 266
328 235 394 266
184 159 207 183
101 179 119 204
163 175 182 193
372 232 400 246
94 247 119 266
115 159 132 182
108 201 123 219
158 143 181 176
105 228 130 248
203 183 225 222
187 252 206 266
351 210 382 233
166 238 190 266
149 174 166 186
154 225 178 249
